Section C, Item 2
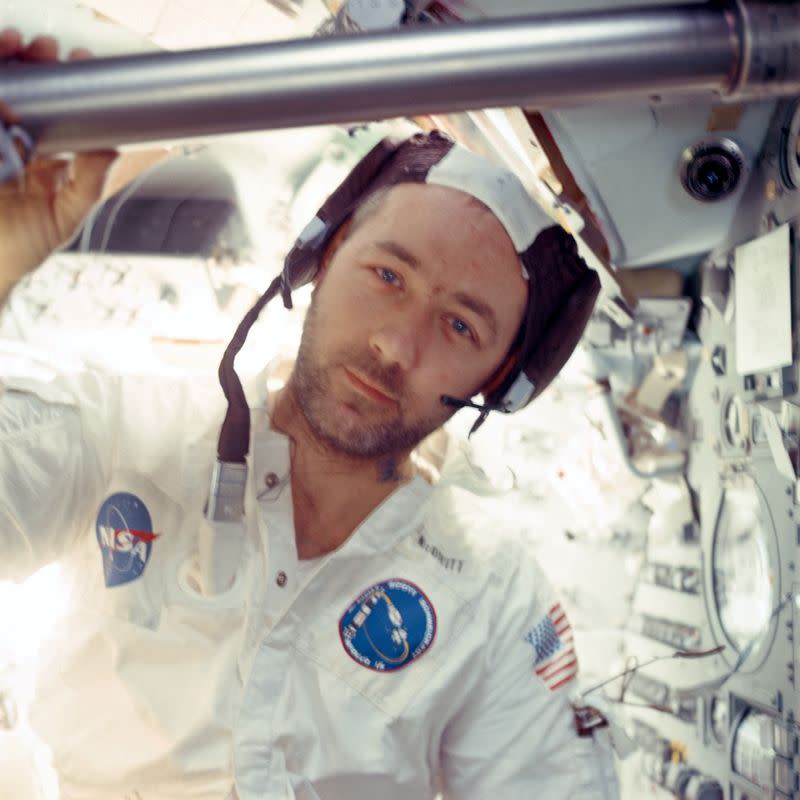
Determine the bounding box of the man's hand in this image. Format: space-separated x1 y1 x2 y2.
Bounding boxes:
0 29 117 301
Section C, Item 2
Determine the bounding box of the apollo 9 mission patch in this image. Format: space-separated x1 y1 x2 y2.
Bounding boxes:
339 579 436 672
95 492 160 587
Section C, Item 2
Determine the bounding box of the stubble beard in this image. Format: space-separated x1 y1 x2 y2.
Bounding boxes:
290 299 452 459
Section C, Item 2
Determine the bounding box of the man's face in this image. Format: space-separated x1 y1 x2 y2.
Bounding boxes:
290 182 528 459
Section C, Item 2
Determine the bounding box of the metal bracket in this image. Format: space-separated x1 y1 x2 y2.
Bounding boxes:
0 123 33 184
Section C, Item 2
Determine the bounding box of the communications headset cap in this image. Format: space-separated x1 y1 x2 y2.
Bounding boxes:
216 130 600 464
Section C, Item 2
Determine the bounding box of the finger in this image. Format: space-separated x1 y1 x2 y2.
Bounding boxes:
27 157 72 184
0 158 69 198
23 160 71 196
21 36 59 63
68 47 93 61
0 28 23 59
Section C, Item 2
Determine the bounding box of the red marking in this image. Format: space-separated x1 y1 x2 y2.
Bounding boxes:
549 671 578 691
115 529 160 542
538 654 578 680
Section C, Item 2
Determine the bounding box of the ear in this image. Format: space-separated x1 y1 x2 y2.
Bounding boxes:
314 218 353 285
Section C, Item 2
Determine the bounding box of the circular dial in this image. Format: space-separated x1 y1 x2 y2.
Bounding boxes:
722 396 748 450
712 480 776 661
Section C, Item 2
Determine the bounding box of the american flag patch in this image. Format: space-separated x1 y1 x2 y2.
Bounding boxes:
524 603 578 691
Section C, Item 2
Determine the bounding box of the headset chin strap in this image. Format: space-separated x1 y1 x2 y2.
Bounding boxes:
440 394 512 436
217 274 284 464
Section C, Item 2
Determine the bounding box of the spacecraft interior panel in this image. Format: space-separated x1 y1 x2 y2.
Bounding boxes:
602 93 800 800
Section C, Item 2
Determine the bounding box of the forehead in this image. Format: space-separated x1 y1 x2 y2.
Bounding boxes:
353 183 525 288
368 181 500 229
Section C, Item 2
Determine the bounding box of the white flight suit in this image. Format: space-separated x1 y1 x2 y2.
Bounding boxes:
0 366 618 800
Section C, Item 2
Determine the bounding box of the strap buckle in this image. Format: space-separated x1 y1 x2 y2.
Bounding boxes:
572 703 610 738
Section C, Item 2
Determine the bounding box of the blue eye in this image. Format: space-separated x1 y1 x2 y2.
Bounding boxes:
376 267 401 286
449 317 474 340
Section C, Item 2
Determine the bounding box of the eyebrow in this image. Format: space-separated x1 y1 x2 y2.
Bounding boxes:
375 240 420 270
375 240 499 338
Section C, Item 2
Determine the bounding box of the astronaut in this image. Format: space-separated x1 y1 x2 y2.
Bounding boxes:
0 31 618 800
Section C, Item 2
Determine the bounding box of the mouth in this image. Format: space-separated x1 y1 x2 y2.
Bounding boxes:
343 367 398 407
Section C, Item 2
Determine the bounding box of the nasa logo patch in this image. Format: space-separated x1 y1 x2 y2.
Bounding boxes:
95 492 160 587
339 579 436 672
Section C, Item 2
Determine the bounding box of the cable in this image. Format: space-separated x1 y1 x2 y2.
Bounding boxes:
217 274 283 463
581 591 796 719
580 645 726 701
440 393 512 436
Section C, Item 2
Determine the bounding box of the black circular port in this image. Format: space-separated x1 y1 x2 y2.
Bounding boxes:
681 139 745 203
694 157 734 196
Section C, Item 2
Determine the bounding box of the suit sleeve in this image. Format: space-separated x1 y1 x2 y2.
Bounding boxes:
439 552 619 800
0 373 110 582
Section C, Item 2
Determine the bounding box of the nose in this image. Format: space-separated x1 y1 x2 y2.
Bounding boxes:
369 317 422 372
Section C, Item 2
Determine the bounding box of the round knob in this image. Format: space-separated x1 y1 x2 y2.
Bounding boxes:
684 773 723 800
